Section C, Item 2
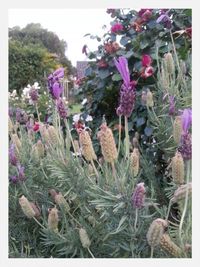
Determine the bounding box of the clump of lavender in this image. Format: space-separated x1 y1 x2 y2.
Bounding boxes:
114 56 136 118
178 108 192 160
131 182 146 209
16 108 28 124
9 144 18 166
56 98 68 119
48 68 64 100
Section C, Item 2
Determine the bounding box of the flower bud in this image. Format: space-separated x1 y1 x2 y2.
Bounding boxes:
55 193 70 213
131 182 145 208
48 207 59 232
36 140 45 158
9 117 13 133
130 148 140 177
146 89 154 107
39 124 50 145
171 183 192 203
48 125 59 146
98 123 118 163
147 218 168 248
160 233 182 257
30 202 41 218
79 130 97 161
11 133 21 152
79 228 91 248
164 52 174 74
173 116 182 144
19 195 36 218
171 151 184 184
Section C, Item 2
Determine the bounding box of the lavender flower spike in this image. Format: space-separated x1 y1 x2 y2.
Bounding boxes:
131 182 146 209
9 144 18 166
114 56 136 117
57 98 68 119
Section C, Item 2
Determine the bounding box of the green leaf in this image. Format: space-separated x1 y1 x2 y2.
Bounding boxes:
112 73 122 81
98 69 110 79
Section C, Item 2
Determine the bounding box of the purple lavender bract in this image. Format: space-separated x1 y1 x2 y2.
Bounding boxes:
114 56 136 117
17 164 26 181
9 175 18 184
131 182 146 209
169 95 175 116
181 108 192 134
9 144 18 166
56 98 67 119
156 11 172 29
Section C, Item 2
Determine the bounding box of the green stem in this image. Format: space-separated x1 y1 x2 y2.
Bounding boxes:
150 247 154 258
165 199 172 221
64 119 77 157
124 116 129 159
35 103 41 123
134 208 138 231
33 217 45 229
117 115 122 156
87 247 95 258
179 160 191 247
91 159 99 182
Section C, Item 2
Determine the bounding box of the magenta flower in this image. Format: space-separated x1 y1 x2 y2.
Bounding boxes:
111 23 123 34
138 9 152 21
114 56 136 117
181 108 192 134
142 54 152 67
131 182 146 209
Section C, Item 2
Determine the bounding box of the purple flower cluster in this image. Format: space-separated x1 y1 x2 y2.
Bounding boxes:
56 98 68 119
114 56 136 117
29 87 39 102
131 182 146 209
9 144 18 166
178 108 192 160
16 108 28 124
156 10 172 29
9 164 26 184
48 68 64 100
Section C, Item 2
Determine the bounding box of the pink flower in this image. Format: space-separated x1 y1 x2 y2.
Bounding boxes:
141 66 154 78
138 9 152 21
111 23 123 33
142 54 152 67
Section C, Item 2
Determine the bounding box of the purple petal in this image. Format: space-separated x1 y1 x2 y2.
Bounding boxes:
181 108 192 133
114 56 130 88
156 14 166 23
52 82 63 99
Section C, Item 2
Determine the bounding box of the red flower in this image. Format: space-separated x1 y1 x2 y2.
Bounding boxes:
141 66 154 78
142 54 152 67
111 23 123 33
33 122 40 132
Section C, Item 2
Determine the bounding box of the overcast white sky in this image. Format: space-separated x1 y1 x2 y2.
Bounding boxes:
8 9 114 67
